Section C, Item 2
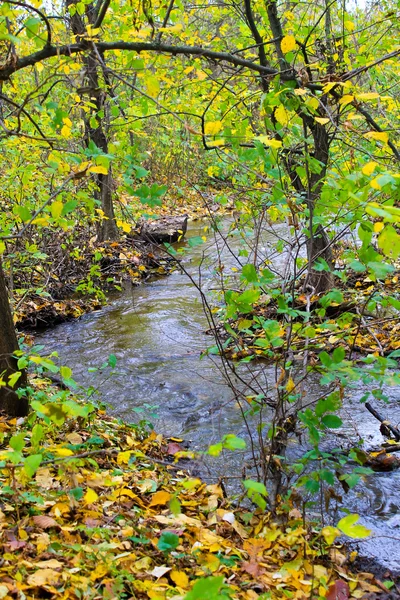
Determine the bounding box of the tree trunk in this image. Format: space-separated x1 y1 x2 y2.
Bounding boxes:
69 0 119 242
305 223 334 294
0 259 28 417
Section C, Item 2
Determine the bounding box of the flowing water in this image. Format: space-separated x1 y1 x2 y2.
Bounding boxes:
37 219 400 572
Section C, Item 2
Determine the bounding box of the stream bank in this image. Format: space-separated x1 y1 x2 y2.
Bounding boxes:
36 220 400 574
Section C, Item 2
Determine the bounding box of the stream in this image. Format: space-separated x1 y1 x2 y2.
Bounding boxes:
37 219 400 572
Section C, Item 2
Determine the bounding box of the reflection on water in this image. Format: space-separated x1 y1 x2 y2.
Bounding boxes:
38 219 400 571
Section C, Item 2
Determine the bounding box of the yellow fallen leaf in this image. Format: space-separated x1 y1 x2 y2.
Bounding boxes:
117 450 132 464
54 447 74 457
27 568 60 587
170 570 189 588
84 488 99 505
148 490 171 507
90 564 109 581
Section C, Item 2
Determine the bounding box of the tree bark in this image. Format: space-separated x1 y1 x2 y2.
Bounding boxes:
69 0 119 242
0 259 28 416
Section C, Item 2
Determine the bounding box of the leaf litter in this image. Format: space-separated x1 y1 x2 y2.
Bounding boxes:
0 380 394 599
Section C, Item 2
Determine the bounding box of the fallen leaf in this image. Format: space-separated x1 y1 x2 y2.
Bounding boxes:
327 580 350 600
150 565 172 578
170 569 189 588
148 490 171 507
27 568 61 587
32 515 59 529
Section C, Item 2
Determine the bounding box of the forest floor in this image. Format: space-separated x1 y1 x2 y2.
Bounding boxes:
10 188 224 332
0 376 398 599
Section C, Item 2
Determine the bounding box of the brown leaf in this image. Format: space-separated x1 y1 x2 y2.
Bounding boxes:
327 580 350 600
242 560 266 578
6 539 27 551
167 442 182 455
32 515 59 529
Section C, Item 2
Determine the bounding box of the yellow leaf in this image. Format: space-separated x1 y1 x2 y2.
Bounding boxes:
90 564 109 581
205 121 222 135
113 487 137 499
88 165 108 175
281 35 296 53
344 20 355 31
339 94 354 107
314 117 330 125
370 177 381 190
170 570 189 589
364 131 389 144
362 161 378 176
294 88 307 96
257 135 283 149
374 222 384 233
321 525 340 544
54 448 74 457
146 75 160 96
323 82 338 94
286 377 296 393
32 217 50 226
62 117 72 127
61 125 71 138
356 92 379 101
27 568 60 587
50 200 63 219
116 220 132 233
84 488 99 505
117 450 132 464
148 490 171 507
160 23 183 34
275 105 290 126
210 139 225 146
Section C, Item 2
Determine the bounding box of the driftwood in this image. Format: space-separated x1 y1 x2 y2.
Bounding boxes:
138 215 188 244
365 401 400 441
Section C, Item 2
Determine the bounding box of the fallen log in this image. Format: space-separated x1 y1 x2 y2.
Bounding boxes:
138 215 188 244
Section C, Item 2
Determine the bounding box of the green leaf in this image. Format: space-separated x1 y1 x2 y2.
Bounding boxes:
367 261 394 279
337 514 371 538
69 487 84 500
24 454 42 478
108 354 117 368
14 205 32 222
208 443 223 456
222 434 246 450
169 495 181 516
60 366 72 380
185 576 225 600
321 414 343 429
31 424 44 447
332 347 345 363
157 531 179 552
10 432 26 452
241 264 258 283
378 225 400 259
243 480 267 495
8 371 22 388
